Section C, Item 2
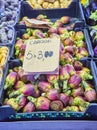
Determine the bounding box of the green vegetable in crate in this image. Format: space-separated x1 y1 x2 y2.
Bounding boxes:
38 81 52 92
42 88 60 101
22 33 31 40
79 102 90 112
54 20 63 28
62 80 69 93
50 100 63 111
15 39 24 57
64 64 76 76
9 84 37 97
64 45 78 56
59 93 69 106
71 87 84 97
64 37 73 46
74 40 86 48
6 89 15 97
69 30 76 39
90 10 97 21
4 72 18 90
76 67 93 80
75 31 84 41
58 27 68 35
5 98 21 111
75 48 88 60
15 94 27 108
68 74 82 88
59 66 70 91
26 28 32 36
63 106 79 112
17 68 34 83
82 81 97 102
33 84 41 98
27 96 50 111
60 31 70 40
46 74 59 84
70 106 80 112
48 27 58 34
33 29 46 38
23 102 35 112
14 80 25 90
46 74 59 91
79 47 88 56
60 16 70 24
5 94 27 111
60 53 74 65
69 96 89 107
60 53 66 66
73 61 83 71
63 53 74 64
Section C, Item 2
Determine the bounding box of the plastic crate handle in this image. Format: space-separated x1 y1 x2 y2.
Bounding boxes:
0 105 16 121
84 103 97 118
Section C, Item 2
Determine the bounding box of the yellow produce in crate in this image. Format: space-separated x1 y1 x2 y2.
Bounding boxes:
27 0 73 9
81 0 89 6
0 46 9 68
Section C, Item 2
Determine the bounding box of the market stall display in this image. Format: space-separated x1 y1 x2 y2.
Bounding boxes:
0 0 97 122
